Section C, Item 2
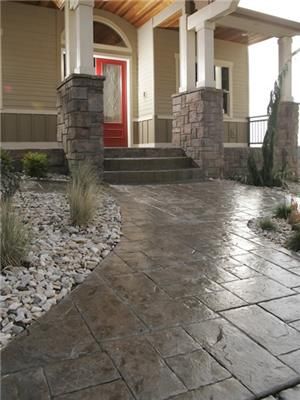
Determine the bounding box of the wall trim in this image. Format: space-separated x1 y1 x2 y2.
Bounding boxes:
157 114 173 120
224 143 248 148
224 117 248 123
133 115 153 122
1 109 57 115
1 142 62 150
133 142 174 148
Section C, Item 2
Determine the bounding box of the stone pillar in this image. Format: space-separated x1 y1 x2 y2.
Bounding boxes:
172 87 224 178
57 73 105 175
274 102 299 179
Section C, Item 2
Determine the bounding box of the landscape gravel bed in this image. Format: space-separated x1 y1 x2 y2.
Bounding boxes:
0 186 121 349
248 216 294 249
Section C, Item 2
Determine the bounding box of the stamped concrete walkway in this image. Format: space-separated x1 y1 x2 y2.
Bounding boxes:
2 181 300 400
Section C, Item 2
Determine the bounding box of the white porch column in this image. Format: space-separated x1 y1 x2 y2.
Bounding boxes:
179 14 196 92
196 21 215 88
278 36 293 102
65 0 76 76
73 0 94 75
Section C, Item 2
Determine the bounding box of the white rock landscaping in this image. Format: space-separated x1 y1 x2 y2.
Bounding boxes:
0 187 121 349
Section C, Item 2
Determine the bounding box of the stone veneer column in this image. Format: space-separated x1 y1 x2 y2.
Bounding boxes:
57 73 105 175
274 101 299 179
172 87 224 178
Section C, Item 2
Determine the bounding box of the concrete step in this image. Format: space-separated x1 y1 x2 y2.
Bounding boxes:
104 147 185 158
104 168 205 185
104 157 194 171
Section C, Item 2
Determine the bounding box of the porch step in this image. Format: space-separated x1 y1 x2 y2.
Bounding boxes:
104 147 185 158
104 168 205 185
104 157 194 171
103 147 204 185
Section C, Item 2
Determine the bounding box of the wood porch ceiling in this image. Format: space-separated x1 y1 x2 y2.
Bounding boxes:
15 1 300 45
95 0 175 27
16 0 176 28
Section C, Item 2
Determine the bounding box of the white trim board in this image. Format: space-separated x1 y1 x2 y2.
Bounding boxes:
224 143 248 148
1 142 62 150
1 109 57 115
133 115 153 122
133 142 175 148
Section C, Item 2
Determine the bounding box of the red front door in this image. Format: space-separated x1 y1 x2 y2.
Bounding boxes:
96 58 127 147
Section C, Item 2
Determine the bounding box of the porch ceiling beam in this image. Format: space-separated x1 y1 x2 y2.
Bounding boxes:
53 0 65 9
219 8 300 38
152 1 184 28
188 0 239 30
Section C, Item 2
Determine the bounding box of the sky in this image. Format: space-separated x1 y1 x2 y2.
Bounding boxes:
240 0 300 117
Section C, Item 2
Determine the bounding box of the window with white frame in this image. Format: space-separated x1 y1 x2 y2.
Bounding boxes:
214 63 232 116
174 56 232 116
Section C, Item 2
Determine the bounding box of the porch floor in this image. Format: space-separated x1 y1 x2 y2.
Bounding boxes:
2 181 300 400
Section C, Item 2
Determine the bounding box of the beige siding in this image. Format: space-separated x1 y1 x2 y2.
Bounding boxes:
137 21 154 117
215 39 249 120
93 9 138 118
224 120 248 143
2 2 60 110
133 118 155 145
155 117 172 143
154 28 179 116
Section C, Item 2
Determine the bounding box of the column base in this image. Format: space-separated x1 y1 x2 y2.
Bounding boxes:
274 101 299 179
57 73 105 176
172 87 224 178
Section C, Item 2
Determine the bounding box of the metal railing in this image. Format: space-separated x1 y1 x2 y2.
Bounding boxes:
248 115 268 146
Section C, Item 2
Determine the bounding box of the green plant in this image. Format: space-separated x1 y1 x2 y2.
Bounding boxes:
274 203 292 219
0 149 20 199
22 152 48 178
0 149 13 170
259 217 277 231
0 200 30 268
247 81 282 187
67 162 100 226
286 230 300 252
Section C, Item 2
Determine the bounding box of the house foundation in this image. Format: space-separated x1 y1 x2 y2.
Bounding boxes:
57 73 105 174
274 101 299 179
172 87 224 178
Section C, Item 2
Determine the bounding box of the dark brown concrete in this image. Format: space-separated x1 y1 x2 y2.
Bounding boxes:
2 181 300 400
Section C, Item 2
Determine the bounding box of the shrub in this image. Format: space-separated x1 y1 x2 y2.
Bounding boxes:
22 152 48 178
0 149 20 199
67 162 100 226
0 200 30 268
286 230 300 252
274 203 292 219
259 217 277 231
0 149 13 170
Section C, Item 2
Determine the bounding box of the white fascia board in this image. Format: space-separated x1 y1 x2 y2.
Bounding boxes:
219 13 300 37
152 2 184 28
188 0 239 30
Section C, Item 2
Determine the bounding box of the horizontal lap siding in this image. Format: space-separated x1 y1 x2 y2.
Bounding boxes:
2 2 59 111
154 28 179 116
215 39 249 120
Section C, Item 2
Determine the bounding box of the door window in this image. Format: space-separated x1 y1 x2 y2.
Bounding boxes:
103 63 122 123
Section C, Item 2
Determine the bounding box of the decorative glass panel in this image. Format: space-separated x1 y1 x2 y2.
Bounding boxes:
93 22 126 47
103 64 122 123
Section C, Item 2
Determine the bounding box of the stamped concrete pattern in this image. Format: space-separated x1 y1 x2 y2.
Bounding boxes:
2 181 300 400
